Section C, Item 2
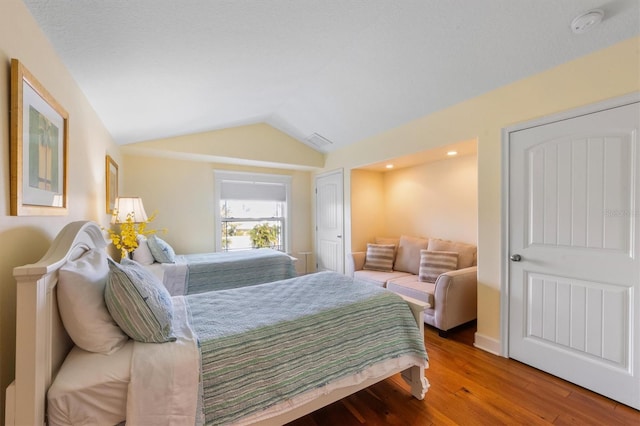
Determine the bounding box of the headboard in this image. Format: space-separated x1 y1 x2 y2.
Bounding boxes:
5 221 107 426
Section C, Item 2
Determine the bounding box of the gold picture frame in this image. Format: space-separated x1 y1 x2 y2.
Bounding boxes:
10 58 69 216
106 155 118 214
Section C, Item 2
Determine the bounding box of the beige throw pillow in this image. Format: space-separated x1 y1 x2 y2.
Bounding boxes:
418 250 458 283
375 237 400 255
375 237 399 245
427 238 477 269
363 244 396 272
393 235 429 275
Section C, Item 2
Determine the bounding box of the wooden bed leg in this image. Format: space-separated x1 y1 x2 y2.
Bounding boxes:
401 365 429 400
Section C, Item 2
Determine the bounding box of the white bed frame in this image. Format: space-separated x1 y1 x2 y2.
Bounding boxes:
4 220 429 425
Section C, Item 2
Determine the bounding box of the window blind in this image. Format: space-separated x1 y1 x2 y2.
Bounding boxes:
220 180 286 201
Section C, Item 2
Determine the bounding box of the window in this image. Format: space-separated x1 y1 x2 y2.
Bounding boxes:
214 171 292 252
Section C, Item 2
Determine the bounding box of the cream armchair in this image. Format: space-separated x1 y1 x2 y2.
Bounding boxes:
348 235 477 337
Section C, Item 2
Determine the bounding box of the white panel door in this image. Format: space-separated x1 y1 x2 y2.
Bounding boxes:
508 101 640 409
315 170 344 273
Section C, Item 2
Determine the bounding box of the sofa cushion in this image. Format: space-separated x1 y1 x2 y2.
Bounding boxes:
427 238 477 269
363 244 396 272
353 270 413 287
393 235 429 275
387 276 435 307
418 250 458 283
375 237 400 255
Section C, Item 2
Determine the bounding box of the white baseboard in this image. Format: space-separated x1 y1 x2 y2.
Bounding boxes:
473 332 502 356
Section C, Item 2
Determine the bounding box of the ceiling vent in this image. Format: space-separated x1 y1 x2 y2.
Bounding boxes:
306 133 333 148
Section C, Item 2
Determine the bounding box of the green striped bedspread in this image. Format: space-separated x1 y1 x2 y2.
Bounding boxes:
186 271 428 425
183 248 296 294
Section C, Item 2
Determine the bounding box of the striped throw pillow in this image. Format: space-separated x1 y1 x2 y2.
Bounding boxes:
105 258 176 343
418 250 458 283
363 244 396 272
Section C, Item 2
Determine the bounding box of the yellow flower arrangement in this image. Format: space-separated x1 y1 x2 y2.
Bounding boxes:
105 211 164 259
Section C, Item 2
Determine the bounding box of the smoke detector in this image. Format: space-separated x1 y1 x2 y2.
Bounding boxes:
571 9 604 34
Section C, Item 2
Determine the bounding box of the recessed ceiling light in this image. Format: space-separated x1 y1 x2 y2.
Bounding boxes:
447 151 458 156
385 164 394 169
571 9 604 34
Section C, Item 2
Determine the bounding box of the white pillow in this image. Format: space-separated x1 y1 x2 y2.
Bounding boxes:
132 235 155 265
58 249 128 354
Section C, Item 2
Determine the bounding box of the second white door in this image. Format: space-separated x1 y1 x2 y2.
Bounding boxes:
315 170 344 273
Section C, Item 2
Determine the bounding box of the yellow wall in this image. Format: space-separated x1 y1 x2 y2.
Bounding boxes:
383 153 478 244
124 123 325 170
351 153 478 251
0 0 120 418
122 154 313 274
350 169 386 249
324 36 640 347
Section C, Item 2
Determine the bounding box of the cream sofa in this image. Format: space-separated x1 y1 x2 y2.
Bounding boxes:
347 235 477 337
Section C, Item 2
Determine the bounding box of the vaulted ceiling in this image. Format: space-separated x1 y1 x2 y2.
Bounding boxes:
23 0 640 153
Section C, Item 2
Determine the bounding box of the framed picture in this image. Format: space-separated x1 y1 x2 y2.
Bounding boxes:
106 155 118 214
10 59 68 216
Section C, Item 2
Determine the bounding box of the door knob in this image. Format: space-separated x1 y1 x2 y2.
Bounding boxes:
510 254 522 262
337 235 342 239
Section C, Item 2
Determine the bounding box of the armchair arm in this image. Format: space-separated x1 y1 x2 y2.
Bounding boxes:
347 252 366 276
433 266 477 332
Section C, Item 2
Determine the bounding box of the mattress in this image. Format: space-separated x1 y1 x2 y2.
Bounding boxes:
47 341 133 426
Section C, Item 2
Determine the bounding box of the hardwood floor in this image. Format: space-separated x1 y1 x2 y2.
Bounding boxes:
287 322 639 425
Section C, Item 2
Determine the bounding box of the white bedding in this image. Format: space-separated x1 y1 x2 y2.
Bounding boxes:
47 341 133 425
48 297 200 426
127 296 201 425
144 256 189 295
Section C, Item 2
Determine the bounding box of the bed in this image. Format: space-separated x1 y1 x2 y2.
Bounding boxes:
5 221 430 425
135 235 298 295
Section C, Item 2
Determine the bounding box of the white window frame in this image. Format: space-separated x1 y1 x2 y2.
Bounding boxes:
214 170 292 252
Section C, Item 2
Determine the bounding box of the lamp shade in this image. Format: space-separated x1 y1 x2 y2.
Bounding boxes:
111 197 149 224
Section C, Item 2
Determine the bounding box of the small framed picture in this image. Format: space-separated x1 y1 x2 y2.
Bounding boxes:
106 155 118 214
